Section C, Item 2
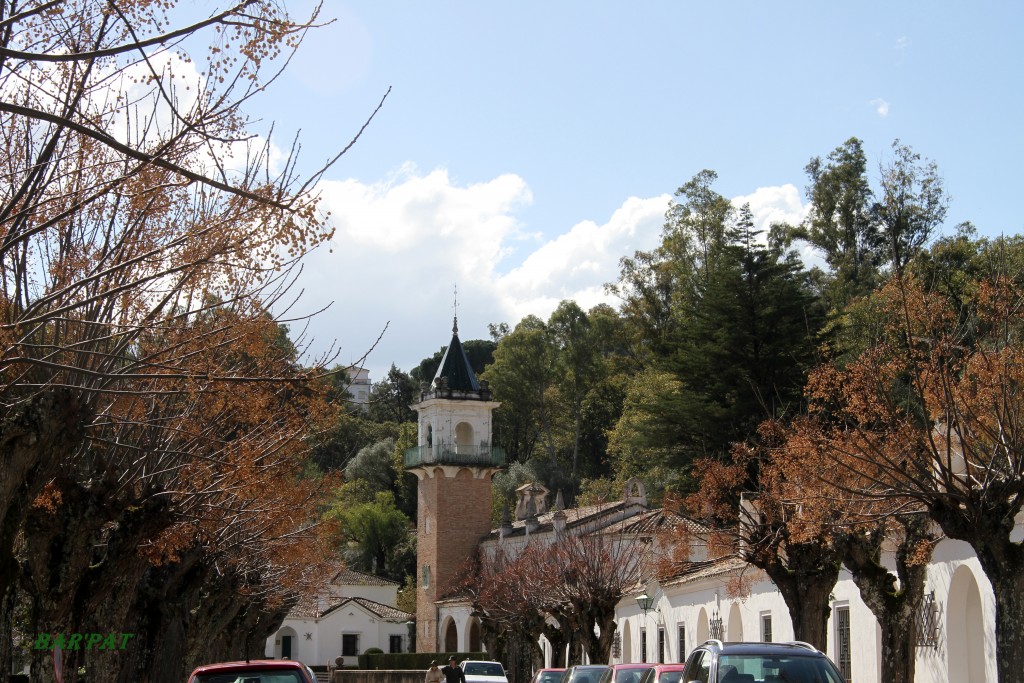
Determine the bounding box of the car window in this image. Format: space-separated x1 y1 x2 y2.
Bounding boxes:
660 672 682 683
683 650 710 683
597 669 613 683
617 669 648 683
638 670 654 683
192 672 306 683
465 663 506 677
717 655 843 683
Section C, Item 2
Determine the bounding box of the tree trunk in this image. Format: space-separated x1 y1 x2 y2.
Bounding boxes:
541 620 568 667
0 391 89 674
753 540 841 651
842 519 931 683
990 569 1024 683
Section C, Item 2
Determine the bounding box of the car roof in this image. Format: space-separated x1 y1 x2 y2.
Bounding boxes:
190 660 307 673
711 642 826 656
608 665 651 669
648 665 686 671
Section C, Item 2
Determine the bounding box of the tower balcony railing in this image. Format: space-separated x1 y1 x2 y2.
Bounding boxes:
404 445 507 469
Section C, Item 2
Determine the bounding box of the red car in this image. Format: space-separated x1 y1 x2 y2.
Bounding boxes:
597 664 653 683
637 664 687 683
186 659 316 683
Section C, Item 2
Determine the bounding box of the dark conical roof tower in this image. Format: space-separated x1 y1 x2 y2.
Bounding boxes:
405 312 504 653
432 316 480 392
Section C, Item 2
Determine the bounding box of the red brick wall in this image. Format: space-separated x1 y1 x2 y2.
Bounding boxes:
415 466 494 652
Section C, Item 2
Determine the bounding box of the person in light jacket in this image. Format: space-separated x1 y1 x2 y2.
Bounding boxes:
426 661 443 683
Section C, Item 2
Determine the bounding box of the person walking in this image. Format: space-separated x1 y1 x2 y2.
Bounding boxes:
442 657 466 683
426 661 443 683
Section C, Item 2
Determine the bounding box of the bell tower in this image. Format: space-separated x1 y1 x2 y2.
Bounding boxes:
405 317 503 652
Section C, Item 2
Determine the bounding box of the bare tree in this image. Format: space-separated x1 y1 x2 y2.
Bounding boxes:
0 1 384 680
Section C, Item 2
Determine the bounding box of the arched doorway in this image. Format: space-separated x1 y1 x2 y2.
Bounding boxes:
727 603 743 641
947 566 988 683
696 607 710 644
455 421 474 452
275 626 299 661
443 617 459 653
469 618 482 651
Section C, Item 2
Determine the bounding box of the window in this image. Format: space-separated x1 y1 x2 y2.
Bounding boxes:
390 634 403 653
342 633 359 657
835 605 852 681
760 613 773 643
422 564 430 588
658 627 666 663
640 628 648 663
678 623 686 662
684 650 710 683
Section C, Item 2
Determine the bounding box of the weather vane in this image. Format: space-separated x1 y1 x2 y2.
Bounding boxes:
453 283 459 335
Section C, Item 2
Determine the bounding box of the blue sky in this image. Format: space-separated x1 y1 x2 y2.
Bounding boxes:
244 1 1024 380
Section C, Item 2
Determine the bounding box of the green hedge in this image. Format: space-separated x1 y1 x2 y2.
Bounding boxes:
357 652 489 670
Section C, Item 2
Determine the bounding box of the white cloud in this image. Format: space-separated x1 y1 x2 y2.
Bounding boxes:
731 184 807 234
289 171 813 380
494 195 669 322
288 168 666 378
870 98 890 117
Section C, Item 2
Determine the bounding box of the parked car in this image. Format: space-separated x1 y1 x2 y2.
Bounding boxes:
560 664 610 683
637 664 686 683
531 668 567 683
598 664 652 683
186 659 316 683
682 640 845 683
461 660 510 683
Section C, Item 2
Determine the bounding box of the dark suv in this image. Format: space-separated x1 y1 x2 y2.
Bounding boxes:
681 640 845 683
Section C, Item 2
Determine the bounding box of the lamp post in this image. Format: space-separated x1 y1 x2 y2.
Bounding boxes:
636 593 654 616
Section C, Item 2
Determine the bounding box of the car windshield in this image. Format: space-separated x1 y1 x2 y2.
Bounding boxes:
465 663 506 676
538 673 564 683
717 655 843 683
616 669 650 683
193 671 306 683
660 673 682 683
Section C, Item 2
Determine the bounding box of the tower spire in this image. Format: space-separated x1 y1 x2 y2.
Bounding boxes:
453 283 459 335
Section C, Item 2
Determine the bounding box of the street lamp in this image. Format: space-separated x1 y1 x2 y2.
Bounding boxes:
636 593 654 615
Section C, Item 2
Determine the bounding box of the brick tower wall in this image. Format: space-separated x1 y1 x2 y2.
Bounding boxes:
415 466 495 653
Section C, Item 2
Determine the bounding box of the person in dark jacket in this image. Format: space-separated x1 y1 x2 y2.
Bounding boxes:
442 657 466 683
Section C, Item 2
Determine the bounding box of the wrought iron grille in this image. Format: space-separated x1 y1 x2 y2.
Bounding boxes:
710 611 724 640
613 632 622 659
836 607 852 681
915 591 941 648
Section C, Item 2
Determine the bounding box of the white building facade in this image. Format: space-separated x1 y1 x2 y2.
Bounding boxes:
265 568 414 668
432 483 1012 683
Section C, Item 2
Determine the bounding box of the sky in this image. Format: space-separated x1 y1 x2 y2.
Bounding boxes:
238 1 1024 382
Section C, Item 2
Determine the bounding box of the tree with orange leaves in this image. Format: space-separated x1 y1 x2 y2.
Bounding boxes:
0 1 383 680
792 270 1024 683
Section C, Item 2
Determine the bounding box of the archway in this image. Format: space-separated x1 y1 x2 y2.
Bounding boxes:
442 617 459 653
727 603 743 641
469 617 482 652
274 626 299 661
455 421 474 452
622 618 633 663
947 565 988 683
696 607 710 644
